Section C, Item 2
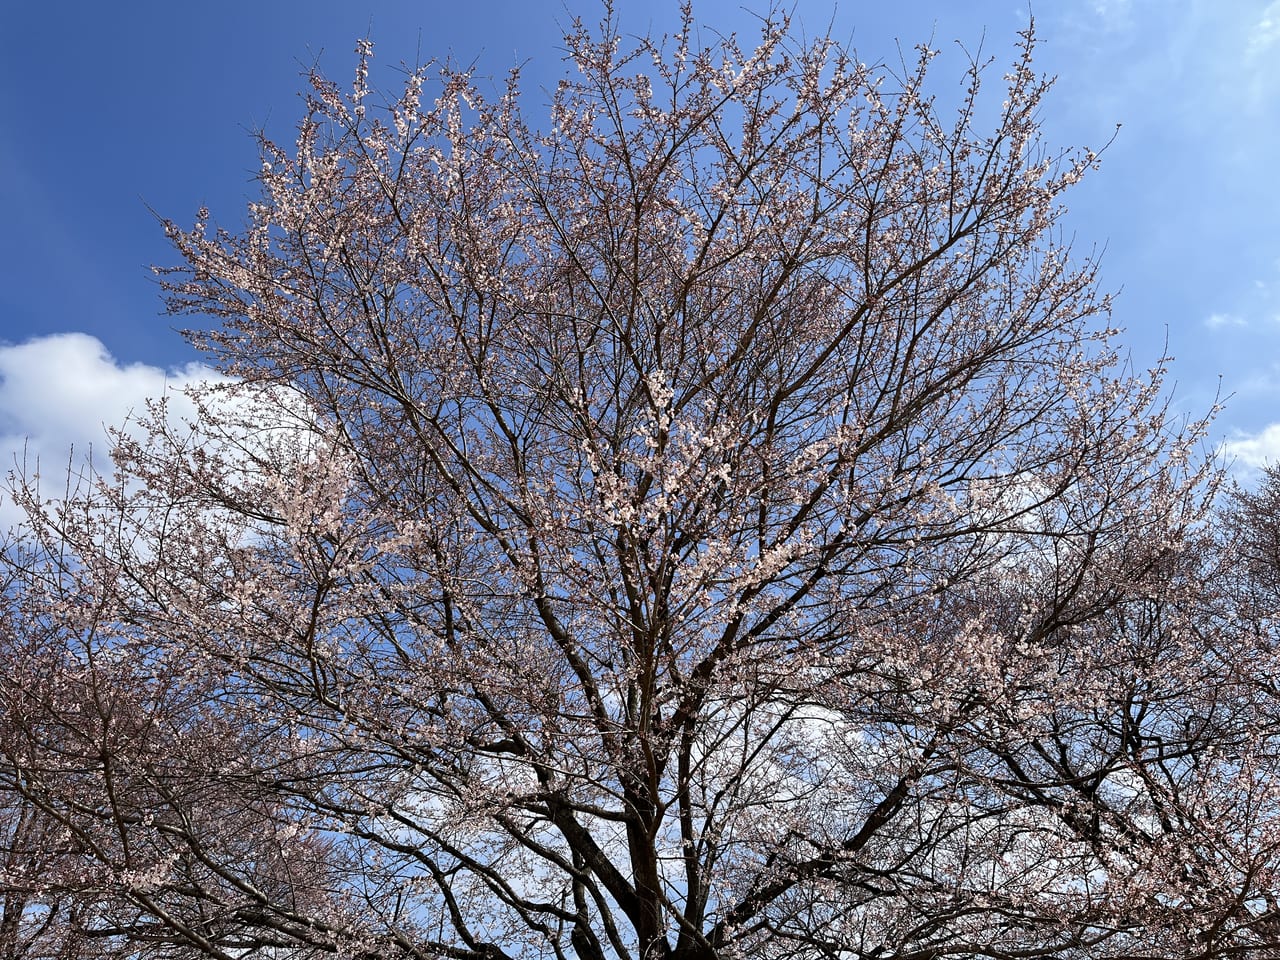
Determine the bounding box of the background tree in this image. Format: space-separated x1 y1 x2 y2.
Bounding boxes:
4 5 1273 959
1221 464 1280 622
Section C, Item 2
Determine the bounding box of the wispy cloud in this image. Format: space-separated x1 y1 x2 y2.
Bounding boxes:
1088 0 1135 32
1090 0 1122 13
1247 0 1280 57
1205 312 1247 329
1240 0 1280 107
1205 267 1280 331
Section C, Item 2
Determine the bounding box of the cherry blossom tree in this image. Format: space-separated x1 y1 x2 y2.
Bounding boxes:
4 5 1276 958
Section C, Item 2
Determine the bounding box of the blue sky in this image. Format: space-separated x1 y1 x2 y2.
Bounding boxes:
2 0 1279 517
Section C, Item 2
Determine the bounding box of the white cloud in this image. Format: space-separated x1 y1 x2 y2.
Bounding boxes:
0 333 333 543
1220 422 1280 477
0 333 221 529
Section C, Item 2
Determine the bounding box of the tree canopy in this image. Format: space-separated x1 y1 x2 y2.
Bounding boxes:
3 7 1277 960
